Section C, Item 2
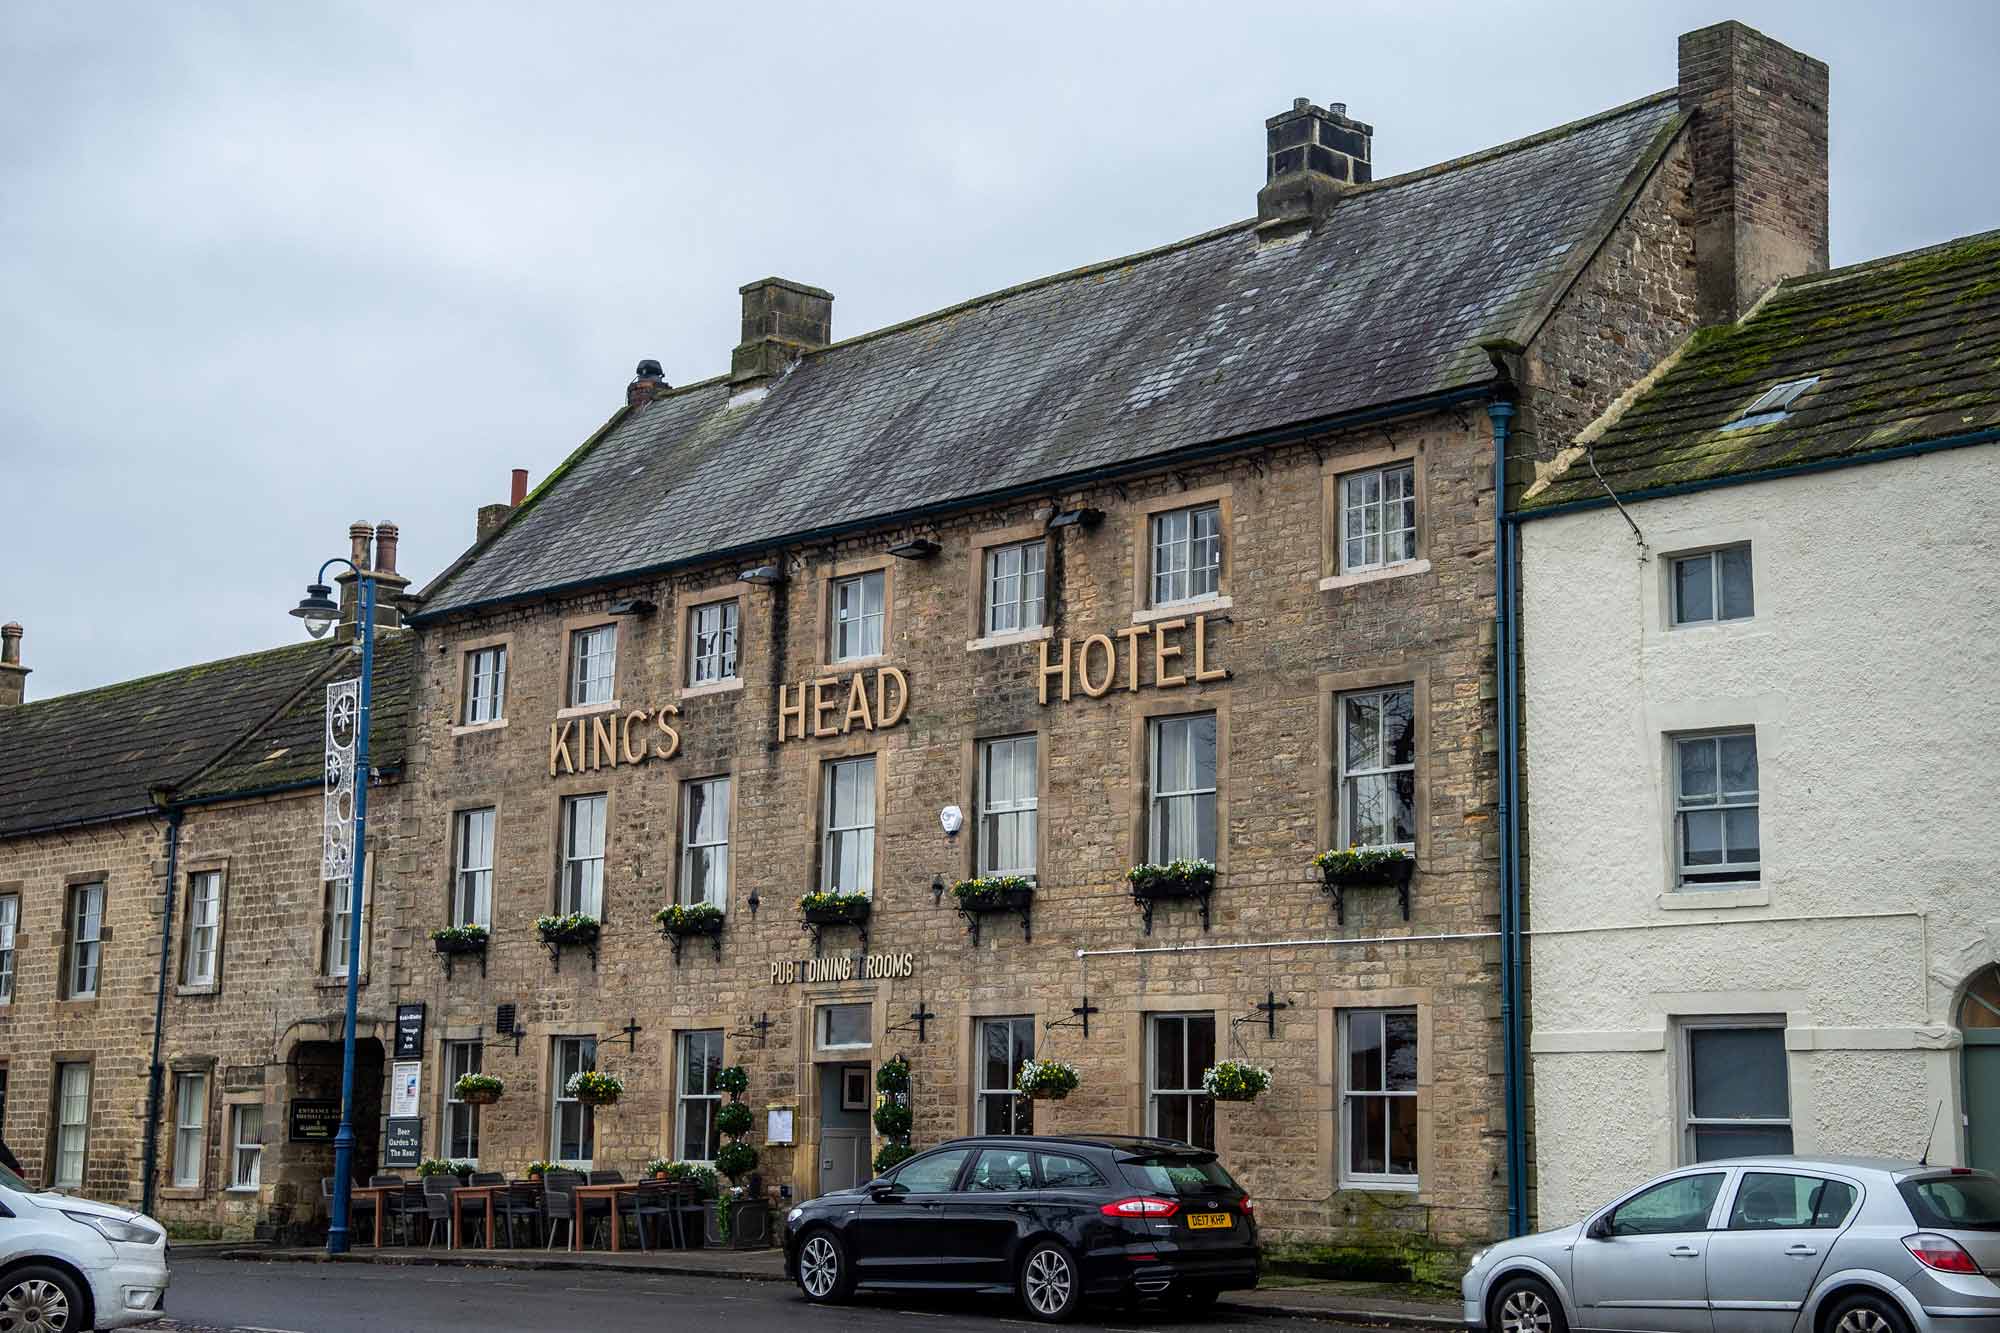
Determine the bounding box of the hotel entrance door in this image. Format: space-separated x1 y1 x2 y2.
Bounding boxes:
818 1062 872 1194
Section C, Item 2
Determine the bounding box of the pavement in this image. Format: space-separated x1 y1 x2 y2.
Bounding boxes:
159 1241 1463 1329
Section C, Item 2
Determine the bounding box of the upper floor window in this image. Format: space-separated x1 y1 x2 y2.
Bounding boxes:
1150 504 1221 607
1339 463 1417 574
679 777 731 909
1149 714 1217 864
322 871 368 978
66 882 104 999
821 757 876 894
567 625 616 708
984 541 1046 636
1339 687 1416 849
560 794 607 916
453 808 495 928
831 571 886 662
182 870 221 987
1671 545 1754 626
0 893 19 1004
977 736 1038 879
463 645 507 723
688 601 740 686
1674 731 1759 887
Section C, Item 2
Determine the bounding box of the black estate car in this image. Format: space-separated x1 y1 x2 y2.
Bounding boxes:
781 1134 1260 1322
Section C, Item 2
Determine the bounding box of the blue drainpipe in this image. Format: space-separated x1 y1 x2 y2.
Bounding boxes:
1489 400 1529 1237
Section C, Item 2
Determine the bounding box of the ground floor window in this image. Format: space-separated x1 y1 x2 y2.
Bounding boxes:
1148 1013 1215 1150
553 1037 597 1166
53 1062 90 1188
172 1072 207 1188
1681 1018 1792 1161
677 1030 723 1163
229 1104 263 1190
444 1040 482 1162
1342 1008 1418 1186
977 1017 1035 1135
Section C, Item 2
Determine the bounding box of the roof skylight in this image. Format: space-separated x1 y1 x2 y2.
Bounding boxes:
1722 376 1820 431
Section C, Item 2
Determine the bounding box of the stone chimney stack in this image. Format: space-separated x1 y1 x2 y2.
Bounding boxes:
627 359 668 408
731 278 833 387
333 521 412 643
0 623 28 707
1679 21 1830 323
476 469 531 543
1256 99 1373 234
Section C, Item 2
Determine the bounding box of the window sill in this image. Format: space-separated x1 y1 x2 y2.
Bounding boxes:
555 701 621 720
225 1185 260 1195
314 974 369 990
1339 1177 1421 1194
175 983 220 998
159 1186 207 1202
451 719 509 737
820 655 887 673
1319 559 1432 592
1659 885 1769 910
967 627 1053 652
679 678 745 700
1133 597 1231 626
57 997 99 1010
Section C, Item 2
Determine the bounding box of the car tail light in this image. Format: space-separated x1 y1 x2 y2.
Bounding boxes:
1241 1197 1255 1214
1101 1197 1179 1218
1905 1233 1982 1274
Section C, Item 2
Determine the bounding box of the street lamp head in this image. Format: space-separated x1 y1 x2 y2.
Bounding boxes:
290 583 340 639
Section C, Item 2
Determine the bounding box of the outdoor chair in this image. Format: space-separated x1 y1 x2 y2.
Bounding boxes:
420 1175 454 1248
541 1170 581 1250
498 1180 543 1247
581 1169 622 1247
454 1172 506 1246
633 1180 701 1251
323 1177 377 1239
388 1180 427 1246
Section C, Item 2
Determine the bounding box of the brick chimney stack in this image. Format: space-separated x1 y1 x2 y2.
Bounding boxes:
0 623 28 707
731 278 833 387
1679 21 1830 323
627 359 668 408
1256 99 1373 235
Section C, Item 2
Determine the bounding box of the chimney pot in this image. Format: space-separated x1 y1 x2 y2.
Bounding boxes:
732 277 834 386
0 622 29 707
1 623 21 666
375 521 400 575
348 521 374 569
510 468 529 506
627 359 669 408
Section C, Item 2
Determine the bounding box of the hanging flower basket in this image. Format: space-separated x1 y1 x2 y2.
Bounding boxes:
1126 858 1216 900
1017 1057 1080 1101
454 1073 504 1106
430 924 489 955
535 912 601 946
799 890 872 926
566 1070 623 1107
1313 846 1415 889
1202 1061 1272 1103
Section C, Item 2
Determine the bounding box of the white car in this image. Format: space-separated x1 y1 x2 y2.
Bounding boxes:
0 1162 169 1330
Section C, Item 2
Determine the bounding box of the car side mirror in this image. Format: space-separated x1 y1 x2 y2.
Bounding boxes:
1586 1214 1612 1240
866 1181 902 1202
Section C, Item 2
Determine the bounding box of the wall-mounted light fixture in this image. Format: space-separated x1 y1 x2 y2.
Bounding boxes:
738 564 785 586
1046 507 1104 531
607 597 657 617
887 537 940 560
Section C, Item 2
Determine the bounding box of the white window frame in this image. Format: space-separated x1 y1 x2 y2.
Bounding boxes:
182 870 221 987
323 863 369 979
1673 730 1760 887
0 893 20 1004
1149 503 1222 607
560 794 607 916
1147 1013 1216 1150
454 808 495 928
229 1103 263 1191
830 571 886 662
463 645 507 723
66 882 103 1000
1148 714 1217 864
1338 462 1418 574
443 1039 482 1163
820 757 876 894
676 1030 723 1163
1669 544 1755 627
679 777 731 909
172 1072 207 1189
983 540 1046 636
551 1036 596 1167
1339 1007 1420 1189
687 601 740 686
1679 1017 1793 1164
567 624 617 708
54 1062 90 1189
1337 686 1417 851
976 1017 1035 1135
977 736 1038 879
817 1004 872 1051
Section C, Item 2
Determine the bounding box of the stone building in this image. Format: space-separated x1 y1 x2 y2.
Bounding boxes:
386 20 1807 1254
1517 229 2000 1223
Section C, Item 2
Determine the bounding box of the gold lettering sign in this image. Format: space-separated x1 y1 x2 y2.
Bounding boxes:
548 704 680 776
776 667 908 743
1037 614 1227 705
770 951 917 985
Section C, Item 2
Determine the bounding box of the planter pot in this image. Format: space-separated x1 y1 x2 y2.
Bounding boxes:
1025 1086 1071 1102
432 934 488 955
1129 872 1215 901
575 1090 620 1108
662 915 725 939
955 885 1034 913
801 900 871 927
700 1199 768 1248
540 925 601 947
1319 859 1415 890
460 1088 502 1106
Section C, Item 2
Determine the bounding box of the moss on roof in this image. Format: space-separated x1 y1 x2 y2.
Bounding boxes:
1526 230 2000 509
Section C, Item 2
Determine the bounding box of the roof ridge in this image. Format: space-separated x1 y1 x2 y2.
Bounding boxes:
1779 227 2000 293
4 637 336 711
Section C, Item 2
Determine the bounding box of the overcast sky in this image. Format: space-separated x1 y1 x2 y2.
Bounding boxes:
4 1 1993 699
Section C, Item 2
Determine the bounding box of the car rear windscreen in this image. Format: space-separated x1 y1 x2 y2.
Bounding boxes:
1900 1175 2000 1231
1121 1153 1240 1196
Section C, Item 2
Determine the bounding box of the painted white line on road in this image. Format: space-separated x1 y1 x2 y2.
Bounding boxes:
238 1325 310 1332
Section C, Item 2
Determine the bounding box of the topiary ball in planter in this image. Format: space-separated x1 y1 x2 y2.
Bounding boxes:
873 1142 915 1174
872 1100 912 1138
716 1101 754 1137
715 1140 758 1182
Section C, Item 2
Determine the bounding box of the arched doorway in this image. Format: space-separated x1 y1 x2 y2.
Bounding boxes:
1959 966 2000 1170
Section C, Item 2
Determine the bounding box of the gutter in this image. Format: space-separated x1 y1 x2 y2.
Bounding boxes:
409 383 1498 625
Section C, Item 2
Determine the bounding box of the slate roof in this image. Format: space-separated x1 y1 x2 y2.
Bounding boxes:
1525 229 2000 509
418 94 1685 618
0 633 415 840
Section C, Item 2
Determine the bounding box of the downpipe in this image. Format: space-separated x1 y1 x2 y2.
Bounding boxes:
1489 399 1529 1238
139 805 183 1218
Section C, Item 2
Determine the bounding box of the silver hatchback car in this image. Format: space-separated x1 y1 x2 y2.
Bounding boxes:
1463 1158 2000 1333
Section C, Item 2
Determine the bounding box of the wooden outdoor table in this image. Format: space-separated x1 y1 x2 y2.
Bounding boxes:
348 1184 398 1248
570 1182 642 1252
451 1184 504 1249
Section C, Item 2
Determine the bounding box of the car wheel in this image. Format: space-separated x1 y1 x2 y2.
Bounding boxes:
795 1230 853 1304
1493 1276 1566 1333
1825 1292 1911 1333
1019 1240 1083 1322
0 1265 87 1333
